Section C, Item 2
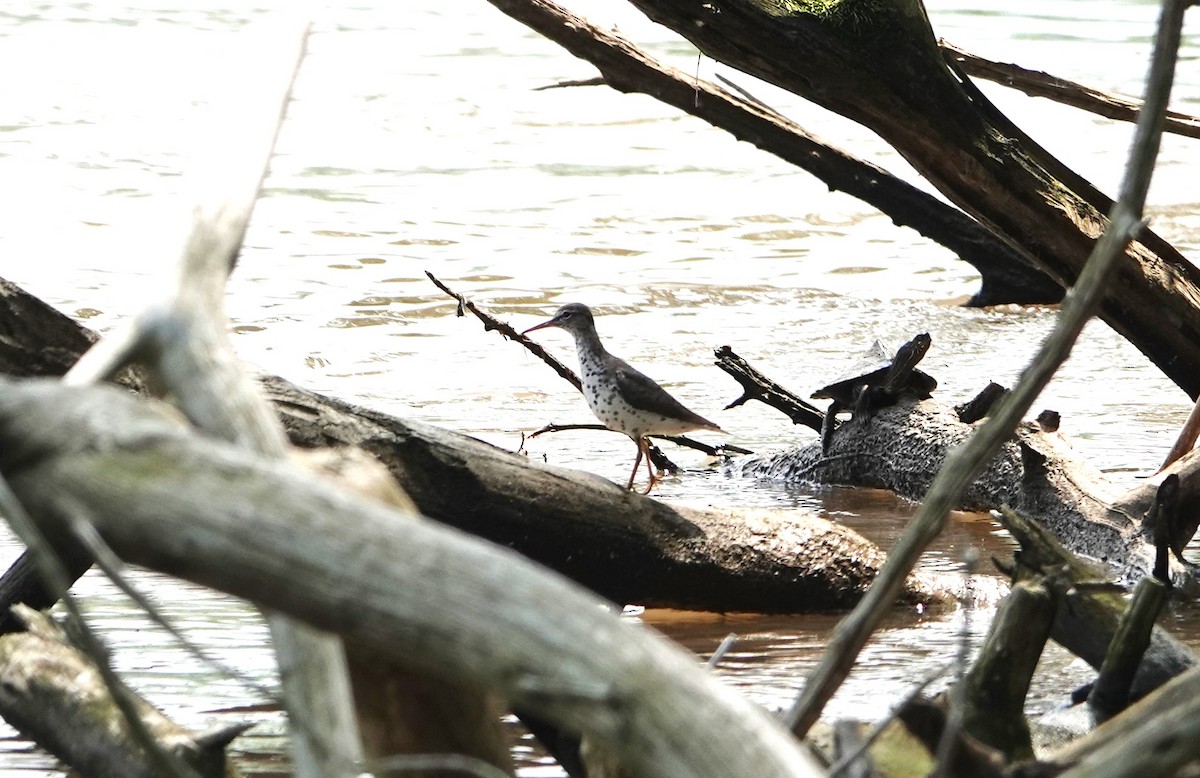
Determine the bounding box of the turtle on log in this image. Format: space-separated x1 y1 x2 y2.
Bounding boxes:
812 333 938 452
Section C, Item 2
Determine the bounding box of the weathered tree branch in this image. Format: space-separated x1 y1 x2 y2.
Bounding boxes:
780 0 1187 736
483 0 1062 306
0 378 824 778
940 41 1200 141
622 0 1200 398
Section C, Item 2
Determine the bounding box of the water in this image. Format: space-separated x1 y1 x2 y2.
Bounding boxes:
2 0 1199 773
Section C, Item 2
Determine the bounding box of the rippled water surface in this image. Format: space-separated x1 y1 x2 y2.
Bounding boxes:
3 0 1200 774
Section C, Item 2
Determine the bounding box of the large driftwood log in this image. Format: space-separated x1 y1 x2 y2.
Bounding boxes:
731 396 1199 586
0 378 822 778
0 278 939 612
264 374 938 611
622 0 1200 398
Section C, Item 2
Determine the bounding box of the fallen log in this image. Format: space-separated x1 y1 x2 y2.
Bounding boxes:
1045 665 1200 777
262 373 940 612
998 508 1196 702
484 0 1062 307
0 378 824 778
0 277 943 613
623 0 1200 398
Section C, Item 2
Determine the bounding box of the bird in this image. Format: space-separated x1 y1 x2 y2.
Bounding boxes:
522 303 722 493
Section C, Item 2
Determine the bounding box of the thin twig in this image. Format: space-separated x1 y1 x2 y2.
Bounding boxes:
784 0 1189 738
426 271 734 471
706 633 739 669
426 270 582 391
528 423 750 456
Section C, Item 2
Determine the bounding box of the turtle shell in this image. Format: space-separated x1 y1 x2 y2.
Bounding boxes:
812 340 893 405
813 339 937 405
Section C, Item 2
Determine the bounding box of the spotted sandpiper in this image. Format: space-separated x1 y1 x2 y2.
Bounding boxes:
523 303 722 493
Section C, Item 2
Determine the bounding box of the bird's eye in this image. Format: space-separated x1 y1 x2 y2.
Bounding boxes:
561 311 573 319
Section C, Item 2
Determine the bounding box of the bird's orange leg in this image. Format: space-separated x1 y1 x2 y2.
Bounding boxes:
639 437 658 495
626 438 645 490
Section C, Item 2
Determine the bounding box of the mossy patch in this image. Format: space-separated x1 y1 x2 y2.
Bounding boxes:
756 0 896 30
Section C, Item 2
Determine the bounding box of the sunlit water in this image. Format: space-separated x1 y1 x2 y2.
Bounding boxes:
2 0 1200 774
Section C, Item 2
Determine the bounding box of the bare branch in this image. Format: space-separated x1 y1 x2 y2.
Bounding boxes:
784 0 1191 739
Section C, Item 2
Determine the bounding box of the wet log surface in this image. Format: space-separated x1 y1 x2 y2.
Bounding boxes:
264 374 939 612
730 396 1195 585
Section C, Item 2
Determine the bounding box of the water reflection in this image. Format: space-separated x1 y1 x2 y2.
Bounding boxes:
3 0 1200 774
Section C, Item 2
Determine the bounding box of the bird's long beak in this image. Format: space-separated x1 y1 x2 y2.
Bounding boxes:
521 316 559 336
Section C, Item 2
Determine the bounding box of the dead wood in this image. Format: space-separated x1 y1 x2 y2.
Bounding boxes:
1089 576 1170 721
729 397 1180 581
715 345 824 430
620 0 1200 398
483 0 1062 307
960 580 1055 760
939 42 1200 141
263 373 942 611
998 508 1196 702
0 606 248 778
0 378 824 778
1045 664 1200 777
0 276 945 613
300 447 513 775
894 697 1007 778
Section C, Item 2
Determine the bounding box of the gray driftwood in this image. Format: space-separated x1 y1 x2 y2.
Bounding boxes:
0 378 822 778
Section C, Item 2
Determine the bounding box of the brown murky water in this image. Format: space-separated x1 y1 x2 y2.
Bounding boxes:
3 0 1200 774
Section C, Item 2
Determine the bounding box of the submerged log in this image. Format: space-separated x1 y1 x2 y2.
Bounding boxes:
1045 665 1200 777
999 508 1196 702
0 606 247 778
731 392 1200 589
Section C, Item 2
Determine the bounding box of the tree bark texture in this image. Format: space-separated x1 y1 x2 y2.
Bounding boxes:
0 608 244 778
485 0 1063 307
730 397 1197 586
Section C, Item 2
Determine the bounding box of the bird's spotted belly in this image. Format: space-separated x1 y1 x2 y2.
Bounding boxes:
583 377 693 437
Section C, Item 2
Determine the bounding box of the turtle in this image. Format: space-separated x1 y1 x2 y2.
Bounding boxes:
811 333 937 452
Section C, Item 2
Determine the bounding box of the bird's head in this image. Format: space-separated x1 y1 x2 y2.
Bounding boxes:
522 302 595 337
